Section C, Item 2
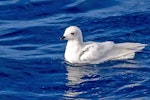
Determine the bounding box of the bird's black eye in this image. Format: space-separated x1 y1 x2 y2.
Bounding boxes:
71 33 75 35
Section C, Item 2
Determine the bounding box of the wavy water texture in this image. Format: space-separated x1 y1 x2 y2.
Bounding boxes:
0 0 150 99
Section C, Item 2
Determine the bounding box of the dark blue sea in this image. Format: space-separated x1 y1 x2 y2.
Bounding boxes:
0 0 150 100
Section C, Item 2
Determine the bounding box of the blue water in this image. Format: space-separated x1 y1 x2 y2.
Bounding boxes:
0 0 150 99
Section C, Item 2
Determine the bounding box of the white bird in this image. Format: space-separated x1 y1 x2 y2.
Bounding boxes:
61 26 147 64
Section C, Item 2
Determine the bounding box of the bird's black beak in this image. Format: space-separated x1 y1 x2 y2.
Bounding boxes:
60 36 65 40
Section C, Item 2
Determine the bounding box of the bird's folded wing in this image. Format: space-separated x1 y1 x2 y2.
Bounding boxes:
80 41 115 63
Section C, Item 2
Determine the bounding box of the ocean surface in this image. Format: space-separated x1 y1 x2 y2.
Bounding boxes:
0 0 150 100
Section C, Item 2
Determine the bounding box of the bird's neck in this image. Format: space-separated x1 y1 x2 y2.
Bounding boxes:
67 39 83 48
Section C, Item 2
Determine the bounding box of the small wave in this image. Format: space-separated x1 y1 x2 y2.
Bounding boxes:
0 90 62 98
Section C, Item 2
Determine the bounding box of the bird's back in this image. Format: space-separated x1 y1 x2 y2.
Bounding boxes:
80 42 147 64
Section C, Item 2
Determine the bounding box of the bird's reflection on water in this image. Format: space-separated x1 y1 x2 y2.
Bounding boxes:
64 60 138 98
64 65 100 98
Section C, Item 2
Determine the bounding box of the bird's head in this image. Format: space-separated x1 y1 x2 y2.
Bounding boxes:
61 26 83 42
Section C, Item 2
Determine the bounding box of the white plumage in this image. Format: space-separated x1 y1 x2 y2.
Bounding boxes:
61 26 147 64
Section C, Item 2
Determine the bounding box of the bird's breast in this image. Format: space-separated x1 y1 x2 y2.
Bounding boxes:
64 43 82 63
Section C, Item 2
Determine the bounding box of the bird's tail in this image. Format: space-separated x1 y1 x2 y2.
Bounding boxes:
112 43 147 60
117 43 147 51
